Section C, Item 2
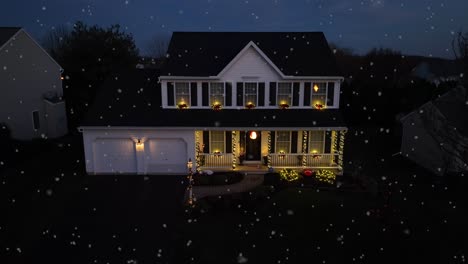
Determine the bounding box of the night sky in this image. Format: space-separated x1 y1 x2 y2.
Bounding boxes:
1 0 468 58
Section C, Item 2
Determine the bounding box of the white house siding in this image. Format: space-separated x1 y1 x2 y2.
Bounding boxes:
44 100 68 138
401 114 445 176
219 46 281 82
0 30 65 140
82 129 195 175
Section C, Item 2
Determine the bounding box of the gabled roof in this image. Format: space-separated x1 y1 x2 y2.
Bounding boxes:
401 86 468 137
81 69 346 129
0 27 21 49
161 32 341 77
0 27 62 70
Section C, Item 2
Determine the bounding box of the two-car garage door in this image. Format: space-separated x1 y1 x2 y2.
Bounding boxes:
92 138 187 174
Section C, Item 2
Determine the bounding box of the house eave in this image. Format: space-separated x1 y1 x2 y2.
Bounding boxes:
158 76 344 81
78 126 348 131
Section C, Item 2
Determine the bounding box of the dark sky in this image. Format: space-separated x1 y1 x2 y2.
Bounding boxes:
1 0 467 58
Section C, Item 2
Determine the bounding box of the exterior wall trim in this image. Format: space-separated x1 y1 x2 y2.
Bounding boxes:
79 126 348 131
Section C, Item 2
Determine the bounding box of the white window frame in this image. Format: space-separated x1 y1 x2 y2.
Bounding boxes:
275 131 291 153
309 130 325 154
209 82 225 106
311 82 328 108
210 131 225 153
244 82 258 107
174 82 190 107
32 110 40 130
277 82 293 106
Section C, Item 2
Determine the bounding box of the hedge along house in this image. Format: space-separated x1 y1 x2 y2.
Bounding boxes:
79 32 347 175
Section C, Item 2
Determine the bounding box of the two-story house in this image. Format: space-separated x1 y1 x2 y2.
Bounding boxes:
79 32 347 175
0 27 67 140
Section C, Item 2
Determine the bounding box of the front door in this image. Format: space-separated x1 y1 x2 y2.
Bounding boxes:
240 131 261 161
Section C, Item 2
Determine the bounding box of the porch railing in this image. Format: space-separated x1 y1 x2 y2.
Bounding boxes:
270 153 341 169
198 153 233 168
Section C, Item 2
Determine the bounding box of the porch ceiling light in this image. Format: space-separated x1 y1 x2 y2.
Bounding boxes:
249 131 257 140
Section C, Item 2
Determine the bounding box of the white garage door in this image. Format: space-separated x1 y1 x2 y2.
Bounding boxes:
93 139 137 174
147 138 187 173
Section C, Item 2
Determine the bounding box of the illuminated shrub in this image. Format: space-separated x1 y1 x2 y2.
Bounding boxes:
315 169 336 185
279 168 299 182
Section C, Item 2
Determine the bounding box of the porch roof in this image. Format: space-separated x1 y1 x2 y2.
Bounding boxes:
82 107 346 128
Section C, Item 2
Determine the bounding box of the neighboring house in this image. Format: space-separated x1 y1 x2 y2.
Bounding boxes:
0 27 67 140
400 86 468 176
79 32 347 175
411 58 463 86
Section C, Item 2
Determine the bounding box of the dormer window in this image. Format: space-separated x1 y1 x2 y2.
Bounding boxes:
209 82 225 106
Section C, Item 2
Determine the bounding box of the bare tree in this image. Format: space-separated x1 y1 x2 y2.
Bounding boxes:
146 33 170 59
452 31 468 87
42 25 70 61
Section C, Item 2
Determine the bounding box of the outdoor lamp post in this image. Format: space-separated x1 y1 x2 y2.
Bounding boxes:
187 158 195 205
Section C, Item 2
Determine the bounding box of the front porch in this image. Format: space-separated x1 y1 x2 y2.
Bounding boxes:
195 130 346 173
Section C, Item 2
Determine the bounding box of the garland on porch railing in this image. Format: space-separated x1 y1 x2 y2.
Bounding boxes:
302 131 308 168
267 131 272 168
338 130 347 170
195 131 201 171
232 130 237 169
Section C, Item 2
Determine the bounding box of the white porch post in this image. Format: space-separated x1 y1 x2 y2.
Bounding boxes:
302 131 308 168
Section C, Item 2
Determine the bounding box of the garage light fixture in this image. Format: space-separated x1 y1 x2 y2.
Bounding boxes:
135 138 144 151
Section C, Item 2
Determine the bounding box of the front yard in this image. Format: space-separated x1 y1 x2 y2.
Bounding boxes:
1 126 467 263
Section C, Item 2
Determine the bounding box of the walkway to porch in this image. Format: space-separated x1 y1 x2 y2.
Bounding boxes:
191 173 264 201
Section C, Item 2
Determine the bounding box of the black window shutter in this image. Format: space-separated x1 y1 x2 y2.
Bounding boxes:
203 131 210 153
292 82 300 106
167 82 174 106
270 131 275 153
258 82 265 106
291 131 298 153
202 82 209 106
236 82 244 106
225 131 232 153
269 82 276 106
324 131 331 153
327 82 335 106
304 82 311 106
225 82 232 106
190 82 197 106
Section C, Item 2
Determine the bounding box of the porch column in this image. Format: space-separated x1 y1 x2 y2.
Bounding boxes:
232 130 237 169
267 131 272 168
195 131 201 171
301 131 308 168
338 130 347 171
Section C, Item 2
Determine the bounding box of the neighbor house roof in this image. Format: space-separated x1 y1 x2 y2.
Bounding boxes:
401 86 468 137
0 27 21 48
432 86 468 137
81 68 346 129
162 32 341 77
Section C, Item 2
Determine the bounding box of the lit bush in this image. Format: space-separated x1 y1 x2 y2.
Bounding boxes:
315 169 336 184
279 168 299 182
